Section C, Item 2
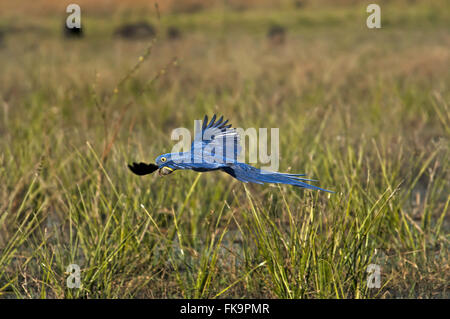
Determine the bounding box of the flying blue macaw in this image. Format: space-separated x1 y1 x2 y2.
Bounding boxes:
128 115 333 192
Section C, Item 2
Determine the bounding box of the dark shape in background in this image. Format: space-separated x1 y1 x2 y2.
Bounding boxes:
267 24 286 45
167 26 181 40
294 0 306 8
114 21 156 40
63 20 83 38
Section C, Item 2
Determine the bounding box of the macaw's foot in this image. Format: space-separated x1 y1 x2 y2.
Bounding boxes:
159 167 174 176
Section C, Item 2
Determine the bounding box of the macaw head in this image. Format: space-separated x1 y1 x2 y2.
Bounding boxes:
155 153 176 176
127 153 179 177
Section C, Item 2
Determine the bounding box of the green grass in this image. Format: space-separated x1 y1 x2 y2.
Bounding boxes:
0 2 449 298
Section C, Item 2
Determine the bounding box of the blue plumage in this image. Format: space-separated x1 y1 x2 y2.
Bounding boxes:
128 115 333 193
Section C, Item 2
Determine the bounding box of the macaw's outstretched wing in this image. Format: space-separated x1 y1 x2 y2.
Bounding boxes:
222 163 334 193
191 114 241 163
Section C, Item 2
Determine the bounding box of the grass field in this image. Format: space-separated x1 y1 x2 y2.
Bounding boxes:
0 0 449 298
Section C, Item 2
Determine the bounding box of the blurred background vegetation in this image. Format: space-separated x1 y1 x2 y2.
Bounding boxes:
0 0 448 298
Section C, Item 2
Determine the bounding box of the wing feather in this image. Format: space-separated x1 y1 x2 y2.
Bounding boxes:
191 114 241 162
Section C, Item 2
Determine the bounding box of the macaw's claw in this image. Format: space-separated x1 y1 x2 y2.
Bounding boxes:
158 166 174 176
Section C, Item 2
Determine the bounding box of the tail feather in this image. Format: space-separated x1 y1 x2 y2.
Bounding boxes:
222 163 334 193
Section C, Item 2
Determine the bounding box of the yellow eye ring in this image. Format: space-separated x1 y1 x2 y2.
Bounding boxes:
161 157 167 163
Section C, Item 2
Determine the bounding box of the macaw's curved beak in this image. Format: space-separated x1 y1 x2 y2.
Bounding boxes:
159 166 174 176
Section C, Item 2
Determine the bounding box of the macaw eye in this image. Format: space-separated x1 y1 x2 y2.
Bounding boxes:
161 157 167 163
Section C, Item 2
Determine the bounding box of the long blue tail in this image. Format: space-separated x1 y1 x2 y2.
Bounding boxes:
222 163 334 193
